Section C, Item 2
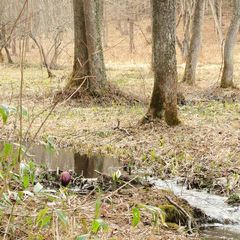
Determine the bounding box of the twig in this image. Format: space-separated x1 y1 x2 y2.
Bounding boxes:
0 0 28 51
18 12 27 162
3 203 15 240
83 176 139 208
104 176 139 200
113 119 130 136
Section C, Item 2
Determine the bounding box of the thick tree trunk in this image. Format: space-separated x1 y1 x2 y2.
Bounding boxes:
69 0 89 88
147 0 179 126
182 0 205 85
67 0 106 94
83 0 106 92
221 0 240 88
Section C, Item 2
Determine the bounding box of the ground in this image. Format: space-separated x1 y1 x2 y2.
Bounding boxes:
0 63 239 194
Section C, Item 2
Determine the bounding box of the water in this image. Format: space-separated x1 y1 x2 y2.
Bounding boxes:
150 178 240 240
30 145 121 178
0 142 121 178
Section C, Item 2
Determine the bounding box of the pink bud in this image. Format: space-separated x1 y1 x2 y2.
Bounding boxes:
60 171 71 186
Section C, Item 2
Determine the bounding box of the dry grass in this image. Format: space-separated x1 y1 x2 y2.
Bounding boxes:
0 62 239 194
0 183 199 239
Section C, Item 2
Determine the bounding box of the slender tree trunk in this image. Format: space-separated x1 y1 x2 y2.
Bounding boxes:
0 24 13 63
4 47 13 64
147 0 179 126
12 38 17 56
129 20 135 53
182 0 205 85
215 0 222 27
221 0 240 88
30 33 54 78
0 51 4 63
209 0 223 44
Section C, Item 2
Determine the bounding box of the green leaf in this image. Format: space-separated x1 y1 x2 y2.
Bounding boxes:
34 183 44 193
138 204 167 227
91 218 108 234
112 170 122 182
76 234 90 240
132 207 141 227
94 199 101 219
40 215 52 228
36 208 49 224
91 219 100 234
22 174 30 189
21 107 28 117
1 143 13 157
56 209 68 225
0 104 9 124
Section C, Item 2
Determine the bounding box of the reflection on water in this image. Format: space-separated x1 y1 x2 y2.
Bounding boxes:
0 142 121 178
31 145 121 178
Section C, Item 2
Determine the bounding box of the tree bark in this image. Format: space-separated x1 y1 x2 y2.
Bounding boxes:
4 46 13 64
147 0 179 126
67 0 106 94
69 0 89 88
209 0 223 44
221 0 240 88
83 0 106 93
182 0 205 85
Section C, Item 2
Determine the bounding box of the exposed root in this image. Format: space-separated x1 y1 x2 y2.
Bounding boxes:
54 82 146 106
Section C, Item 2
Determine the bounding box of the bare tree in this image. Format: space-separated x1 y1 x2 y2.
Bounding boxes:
182 0 205 85
209 0 223 44
145 0 180 126
221 0 240 88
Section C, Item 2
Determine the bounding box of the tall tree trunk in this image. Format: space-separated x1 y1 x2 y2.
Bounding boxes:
146 0 179 126
0 51 4 63
221 0 240 88
67 0 106 93
129 20 135 53
69 0 89 88
209 0 223 44
12 37 17 56
83 0 106 93
182 0 205 85
4 47 13 64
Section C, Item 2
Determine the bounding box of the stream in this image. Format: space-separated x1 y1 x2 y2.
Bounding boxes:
1 142 240 239
30 144 240 239
150 178 240 240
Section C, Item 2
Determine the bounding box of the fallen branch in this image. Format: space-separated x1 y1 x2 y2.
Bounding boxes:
113 119 130 136
165 196 194 234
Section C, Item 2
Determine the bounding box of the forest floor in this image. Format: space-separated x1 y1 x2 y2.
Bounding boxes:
0 62 240 239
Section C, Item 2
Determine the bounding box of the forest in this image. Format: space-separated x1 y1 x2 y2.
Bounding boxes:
0 0 240 239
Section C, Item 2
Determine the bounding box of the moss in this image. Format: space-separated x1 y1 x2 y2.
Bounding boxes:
159 204 186 224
